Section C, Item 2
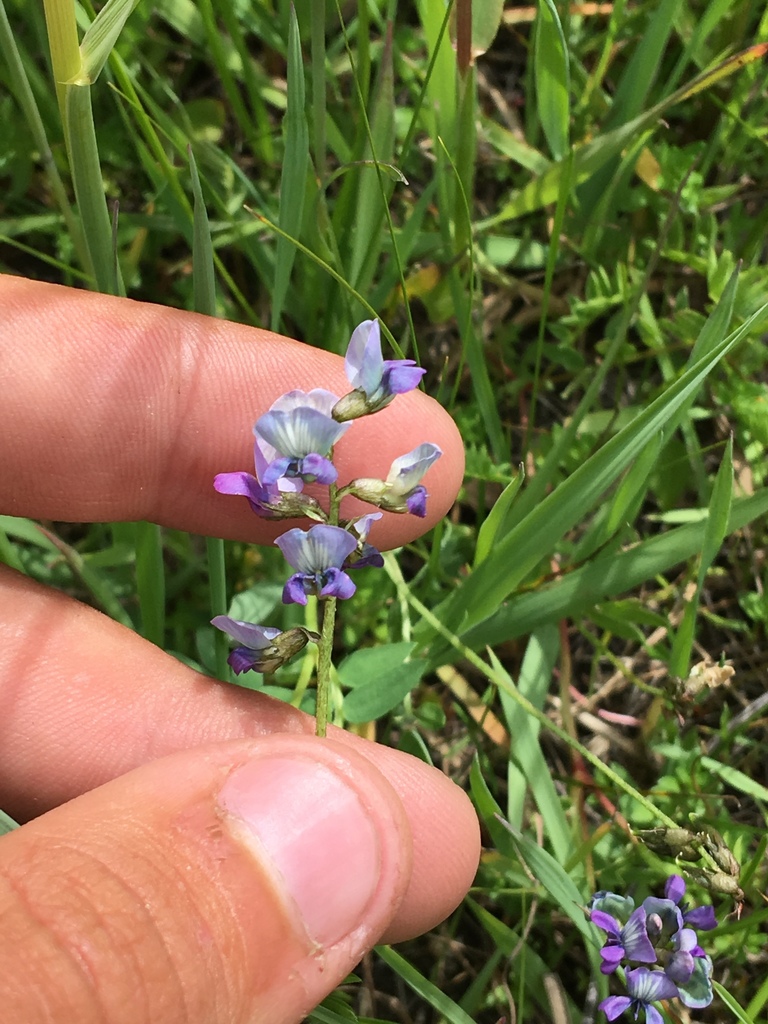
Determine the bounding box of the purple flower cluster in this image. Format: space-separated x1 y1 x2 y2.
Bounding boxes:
212 320 441 674
591 876 717 1023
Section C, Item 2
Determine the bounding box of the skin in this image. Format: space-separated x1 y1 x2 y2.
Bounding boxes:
0 276 480 1024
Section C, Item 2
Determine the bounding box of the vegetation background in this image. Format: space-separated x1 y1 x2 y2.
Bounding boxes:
1 0 767 1021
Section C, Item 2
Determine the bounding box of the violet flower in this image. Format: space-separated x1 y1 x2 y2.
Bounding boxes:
676 951 714 1009
348 442 442 517
663 874 718 931
214 440 323 520
591 906 657 974
211 616 318 674
333 320 426 421
600 967 680 1024
255 389 351 486
276 524 358 605
346 512 385 568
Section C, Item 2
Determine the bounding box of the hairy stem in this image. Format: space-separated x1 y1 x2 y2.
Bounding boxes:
315 597 337 737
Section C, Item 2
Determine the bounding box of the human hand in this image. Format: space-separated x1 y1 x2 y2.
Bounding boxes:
0 276 479 1024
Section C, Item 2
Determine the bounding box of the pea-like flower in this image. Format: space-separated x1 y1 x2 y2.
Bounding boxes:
276 524 358 605
662 874 718 931
600 967 680 1024
346 442 442 517
255 389 351 486
214 440 324 520
333 320 426 421
211 617 318 674
346 512 385 568
591 906 657 974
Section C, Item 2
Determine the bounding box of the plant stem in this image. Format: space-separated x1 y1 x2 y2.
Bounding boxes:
315 596 337 736
315 479 340 736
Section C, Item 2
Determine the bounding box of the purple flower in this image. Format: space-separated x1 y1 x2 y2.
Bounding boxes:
664 927 701 985
276 524 358 605
590 892 636 924
348 442 442 517
255 389 351 486
640 896 684 944
664 874 718 931
214 440 324 520
676 951 713 1009
600 967 679 1024
333 320 426 421
346 513 385 569
212 616 320 674
591 906 657 974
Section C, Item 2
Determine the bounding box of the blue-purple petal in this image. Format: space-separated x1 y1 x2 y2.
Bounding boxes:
591 910 622 939
283 574 311 605
405 485 428 517
599 946 625 974
665 874 687 904
621 907 657 964
599 996 632 1021
211 616 281 648
666 951 695 984
228 647 262 674
276 524 358 574
683 904 717 931
256 405 348 461
318 567 356 600
298 453 338 484
625 967 679 1002
383 360 426 394
676 954 714 1009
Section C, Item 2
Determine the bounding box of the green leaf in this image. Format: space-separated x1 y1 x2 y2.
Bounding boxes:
669 436 733 677
473 468 524 567
271 5 309 331
339 643 425 722
229 582 283 625
700 756 768 804
79 0 140 84
534 0 570 160
496 818 596 945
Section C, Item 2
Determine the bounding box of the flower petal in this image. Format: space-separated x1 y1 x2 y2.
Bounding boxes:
318 567 356 600
345 320 383 395
598 996 632 1021
683 905 717 931
382 359 426 395
621 907 657 964
665 874 686 904
211 616 281 648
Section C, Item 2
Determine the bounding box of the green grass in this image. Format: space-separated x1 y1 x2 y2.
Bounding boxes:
2 0 768 1020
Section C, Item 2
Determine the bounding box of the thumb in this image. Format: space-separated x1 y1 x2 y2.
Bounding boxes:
0 734 413 1024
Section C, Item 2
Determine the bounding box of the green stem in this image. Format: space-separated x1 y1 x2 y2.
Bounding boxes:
314 480 341 736
315 597 337 737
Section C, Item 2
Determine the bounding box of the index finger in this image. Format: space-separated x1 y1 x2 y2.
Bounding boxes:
0 276 463 548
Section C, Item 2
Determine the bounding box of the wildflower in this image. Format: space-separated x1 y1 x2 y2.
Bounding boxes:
663 874 718 931
676 951 714 1009
346 512 385 569
214 440 324 520
276 524 358 605
591 906 657 974
347 442 442 517
211 617 318 674
664 927 701 985
599 967 679 1024
333 320 426 422
255 389 351 486
590 892 636 924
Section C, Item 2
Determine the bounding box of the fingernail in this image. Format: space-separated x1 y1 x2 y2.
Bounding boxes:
218 754 381 946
